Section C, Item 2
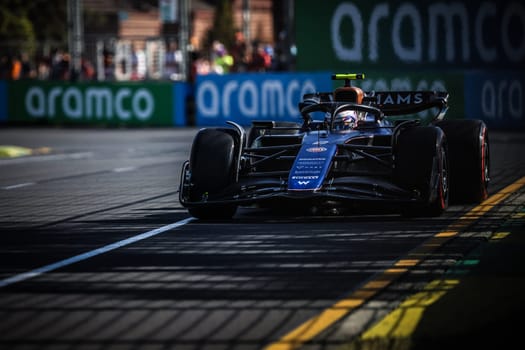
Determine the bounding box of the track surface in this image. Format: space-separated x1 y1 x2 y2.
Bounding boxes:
0 127 524 350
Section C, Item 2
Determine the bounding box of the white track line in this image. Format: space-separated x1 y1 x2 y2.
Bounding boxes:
113 166 137 173
2 182 35 190
0 217 194 288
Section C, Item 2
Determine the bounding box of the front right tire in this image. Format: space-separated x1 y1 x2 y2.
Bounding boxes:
394 126 449 216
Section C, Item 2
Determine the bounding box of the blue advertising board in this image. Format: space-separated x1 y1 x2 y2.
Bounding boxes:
464 71 525 130
173 82 192 126
194 72 332 126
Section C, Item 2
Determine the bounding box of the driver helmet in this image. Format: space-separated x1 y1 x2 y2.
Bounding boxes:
333 110 358 131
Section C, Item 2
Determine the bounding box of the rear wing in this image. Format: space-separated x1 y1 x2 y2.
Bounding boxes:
300 90 449 120
370 91 448 117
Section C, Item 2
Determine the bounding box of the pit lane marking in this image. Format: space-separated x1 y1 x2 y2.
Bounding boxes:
265 175 525 350
0 217 194 288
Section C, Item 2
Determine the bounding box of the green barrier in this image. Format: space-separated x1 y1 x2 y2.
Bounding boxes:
8 81 175 126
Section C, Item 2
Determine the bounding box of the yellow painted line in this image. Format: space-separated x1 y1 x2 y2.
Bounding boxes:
360 279 459 339
394 259 420 267
491 231 511 240
264 175 525 350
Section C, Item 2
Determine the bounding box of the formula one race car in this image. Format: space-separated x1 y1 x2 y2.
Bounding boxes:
179 73 489 219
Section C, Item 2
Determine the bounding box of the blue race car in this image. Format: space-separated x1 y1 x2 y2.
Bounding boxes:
179 73 489 219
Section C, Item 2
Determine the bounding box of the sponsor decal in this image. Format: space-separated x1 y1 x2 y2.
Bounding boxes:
306 147 328 153
375 92 424 105
292 175 320 180
289 143 337 190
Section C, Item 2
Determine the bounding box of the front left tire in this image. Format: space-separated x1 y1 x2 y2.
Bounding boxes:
187 128 238 220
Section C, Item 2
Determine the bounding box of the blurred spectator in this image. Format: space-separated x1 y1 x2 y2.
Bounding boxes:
36 55 51 80
10 55 22 79
131 41 147 80
230 31 247 72
195 53 211 75
49 49 71 80
248 41 271 72
60 53 71 80
211 41 233 74
189 51 199 83
20 52 36 79
164 40 183 80
263 44 273 69
81 57 96 81
103 49 115 81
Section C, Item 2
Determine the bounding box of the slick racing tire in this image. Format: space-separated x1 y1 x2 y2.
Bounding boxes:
188 128 238 220
436 119 489 204
394 126 449 217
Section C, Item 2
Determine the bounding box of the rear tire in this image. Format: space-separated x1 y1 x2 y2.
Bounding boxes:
436 119 489 203
394 126 449 217
188 128 238 220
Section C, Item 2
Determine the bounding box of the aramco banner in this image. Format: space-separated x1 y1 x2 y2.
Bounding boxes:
7 81 188 126
295 0 524 71
194 72 332 126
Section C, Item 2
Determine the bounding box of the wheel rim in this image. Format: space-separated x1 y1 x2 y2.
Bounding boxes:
483 137 489 184
480 128 489 199
440 147 449 209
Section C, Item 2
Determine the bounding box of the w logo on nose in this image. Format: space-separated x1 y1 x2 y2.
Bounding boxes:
298 181 310 185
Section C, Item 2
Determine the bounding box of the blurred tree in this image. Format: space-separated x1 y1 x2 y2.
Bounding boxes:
0 0 36 54
0 0 67 54
28 0 67 42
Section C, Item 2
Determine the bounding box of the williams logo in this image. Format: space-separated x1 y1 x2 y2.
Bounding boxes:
375 92 424 105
